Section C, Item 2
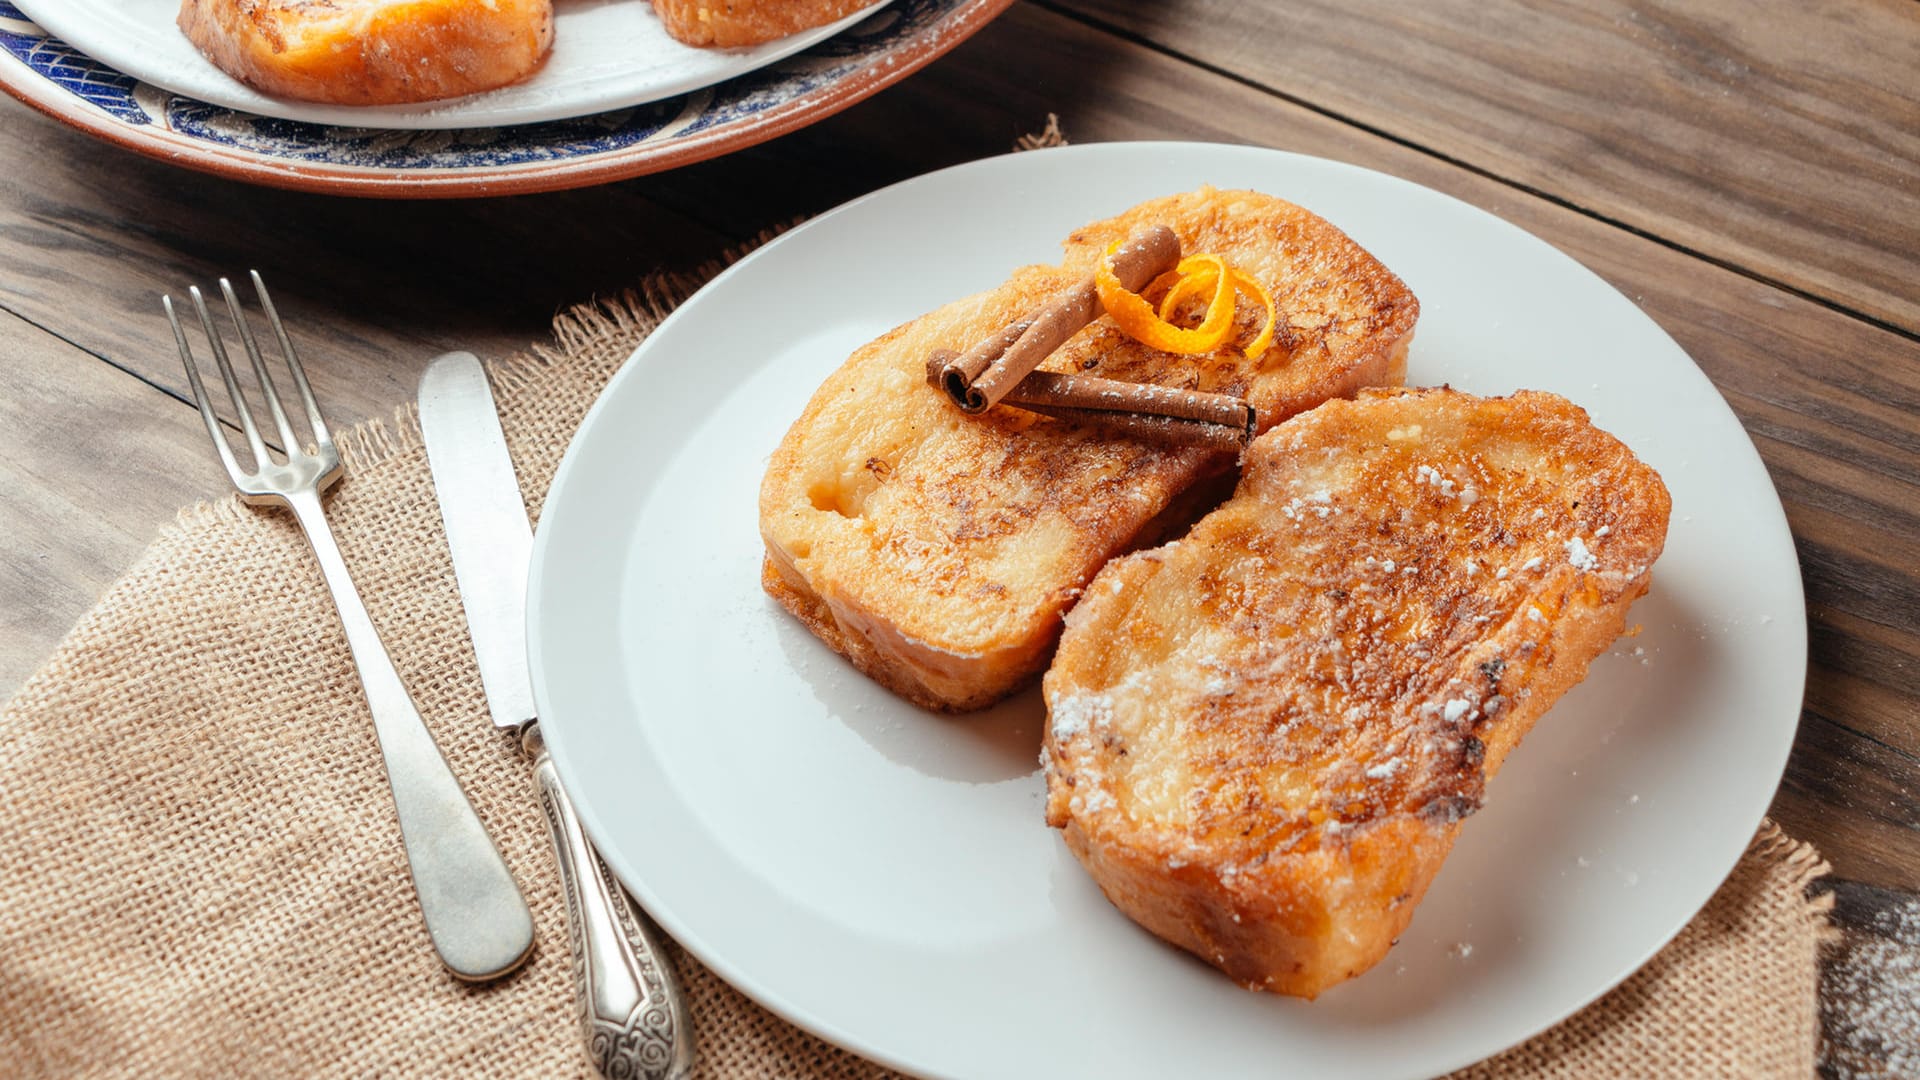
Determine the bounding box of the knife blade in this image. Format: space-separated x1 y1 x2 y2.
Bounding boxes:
419 352 694 1080
418 356 535 730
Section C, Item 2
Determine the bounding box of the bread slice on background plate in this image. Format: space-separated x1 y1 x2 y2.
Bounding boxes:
651 0 879 47
178 0 553 106
759 187 1419 712
1042 386 1671 998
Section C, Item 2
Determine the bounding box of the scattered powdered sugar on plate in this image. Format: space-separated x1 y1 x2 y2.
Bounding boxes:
1821 896 1920 1078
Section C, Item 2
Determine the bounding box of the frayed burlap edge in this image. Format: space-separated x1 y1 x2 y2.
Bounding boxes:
1753 819 1841 943
1014 112 1066 151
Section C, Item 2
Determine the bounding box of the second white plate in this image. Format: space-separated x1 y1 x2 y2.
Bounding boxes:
14 0 887 129
528 143 1806 1078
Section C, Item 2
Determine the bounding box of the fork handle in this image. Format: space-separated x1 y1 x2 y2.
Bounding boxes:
287 489 535 981
527 724 694 1080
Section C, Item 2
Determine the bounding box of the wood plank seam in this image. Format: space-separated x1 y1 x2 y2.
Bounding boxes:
0 297 200 408
0 293 305 455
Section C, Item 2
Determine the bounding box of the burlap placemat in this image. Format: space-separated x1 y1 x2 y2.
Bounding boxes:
0 182 1832 1080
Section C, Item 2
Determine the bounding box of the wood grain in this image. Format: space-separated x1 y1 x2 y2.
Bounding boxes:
0 312 223 695
1050 0 1920 335
1774 712 1920 889
0 97 733 433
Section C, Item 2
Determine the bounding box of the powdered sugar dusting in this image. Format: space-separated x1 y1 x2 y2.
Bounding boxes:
1822 896 1920 1078
1415 464 1463 499
1195 653 1236 696
1050 692 1112 742
1283 494 1335 520
1364 759 1403 780
1069 788 1117 816
1566 536 1597 571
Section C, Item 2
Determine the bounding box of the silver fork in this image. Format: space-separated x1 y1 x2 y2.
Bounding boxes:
165 272 535 982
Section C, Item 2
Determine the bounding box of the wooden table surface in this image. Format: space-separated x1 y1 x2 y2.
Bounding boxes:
3 0 1916 1054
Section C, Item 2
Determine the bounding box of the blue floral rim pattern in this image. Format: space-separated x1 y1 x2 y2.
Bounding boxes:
0 0 965 173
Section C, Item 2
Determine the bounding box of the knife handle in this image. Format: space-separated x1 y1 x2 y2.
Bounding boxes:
527 724 694 1080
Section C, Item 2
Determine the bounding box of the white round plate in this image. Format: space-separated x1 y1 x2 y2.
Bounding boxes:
12 0 887 130
528 143 1806 1079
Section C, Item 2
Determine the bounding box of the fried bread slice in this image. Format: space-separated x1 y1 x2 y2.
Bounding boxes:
651 0 879 47
759 187 1419 711
178 0 553 106
1042 387 1671 997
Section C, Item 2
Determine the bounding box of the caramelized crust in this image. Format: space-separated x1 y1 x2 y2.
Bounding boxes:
651 0 878 47
178 0 553 106
758 188 1419 711
1042 387 1672 996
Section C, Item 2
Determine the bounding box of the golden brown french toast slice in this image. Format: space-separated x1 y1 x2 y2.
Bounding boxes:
759 188 1419 711
178 0 553 106
652 0 878 47
1042 386 1671 997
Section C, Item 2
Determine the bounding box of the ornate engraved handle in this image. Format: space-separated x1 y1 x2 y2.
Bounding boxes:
526 724 694 1080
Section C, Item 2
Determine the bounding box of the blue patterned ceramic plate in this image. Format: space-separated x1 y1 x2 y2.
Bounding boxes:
0 0 1009 196
15 0 891 129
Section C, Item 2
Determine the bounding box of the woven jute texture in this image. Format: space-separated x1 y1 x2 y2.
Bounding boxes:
0 251 1830 1079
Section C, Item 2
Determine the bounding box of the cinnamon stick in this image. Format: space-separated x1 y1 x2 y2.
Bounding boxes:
1014 402 1252 453
925 351 1257 451
1005 371 1254 434
936 224 1180 413
1006 372 1255 451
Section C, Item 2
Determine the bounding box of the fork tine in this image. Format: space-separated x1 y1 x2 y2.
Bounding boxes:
220 276 299 453
189 284 273 472
165 294 247 487
250 271 331 451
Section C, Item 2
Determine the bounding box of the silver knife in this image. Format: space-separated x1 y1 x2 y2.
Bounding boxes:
418 352 694 1080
